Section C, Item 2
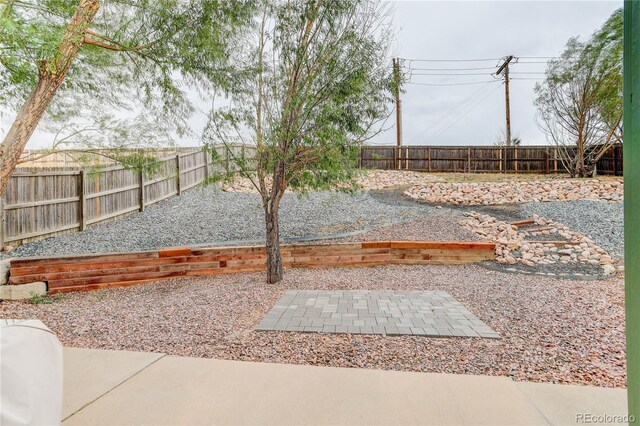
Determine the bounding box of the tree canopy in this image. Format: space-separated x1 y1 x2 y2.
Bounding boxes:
534 8 622 177
206 0 395 283
0 0 253 183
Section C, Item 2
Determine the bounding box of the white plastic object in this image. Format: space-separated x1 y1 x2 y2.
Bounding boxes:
1 319 63 426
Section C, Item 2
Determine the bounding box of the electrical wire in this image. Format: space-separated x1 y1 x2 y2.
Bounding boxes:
422 83 504 145
517 56 559 59
406 82 499 144
410 72 497 76
409 67 498 71
400 57 502 62
406 80 501 86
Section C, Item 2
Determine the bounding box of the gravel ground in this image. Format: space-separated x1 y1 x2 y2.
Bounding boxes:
522 201 624 259
8 187 456 258
0 263 625 388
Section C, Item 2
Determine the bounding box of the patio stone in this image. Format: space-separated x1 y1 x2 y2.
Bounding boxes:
256 290 500 339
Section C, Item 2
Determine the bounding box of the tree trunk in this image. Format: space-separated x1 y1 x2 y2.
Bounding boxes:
264 198 283 284
0 0 99 194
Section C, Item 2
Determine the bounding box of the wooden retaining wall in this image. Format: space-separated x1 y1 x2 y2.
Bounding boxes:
8 241 496 294
360 144 623 175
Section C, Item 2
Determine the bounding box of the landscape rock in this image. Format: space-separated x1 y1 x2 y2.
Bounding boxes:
405 178 623 206
0 282 46 300
459 211 618 275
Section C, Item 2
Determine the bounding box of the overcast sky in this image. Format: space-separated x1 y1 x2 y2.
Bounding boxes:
380 0 621 146
9 0 622 149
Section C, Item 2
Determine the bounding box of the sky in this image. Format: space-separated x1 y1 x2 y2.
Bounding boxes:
6 0 622 149
380 0 621 146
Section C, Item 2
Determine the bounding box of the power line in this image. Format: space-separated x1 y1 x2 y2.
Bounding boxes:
400 57 502 62
410 72 496 76
423 83 504 145
409 66 498 71
406 80 501 87
405 82 498 144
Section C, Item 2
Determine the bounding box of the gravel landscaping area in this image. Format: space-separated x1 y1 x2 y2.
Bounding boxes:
522 201 624 259
0 263 625 388
7 186 456 258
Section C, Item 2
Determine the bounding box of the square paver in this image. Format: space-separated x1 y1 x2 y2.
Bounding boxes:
255 290 500 339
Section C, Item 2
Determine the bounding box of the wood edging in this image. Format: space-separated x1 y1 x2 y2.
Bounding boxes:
8 240 496 294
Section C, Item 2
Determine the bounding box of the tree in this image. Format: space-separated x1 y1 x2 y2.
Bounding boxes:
534 8 622 177
493 129 521 146
206 0 394 283
0 0 253 192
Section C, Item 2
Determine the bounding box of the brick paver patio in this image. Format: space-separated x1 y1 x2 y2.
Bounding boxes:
256 290 500 338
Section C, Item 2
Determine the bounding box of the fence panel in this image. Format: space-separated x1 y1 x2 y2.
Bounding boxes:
360 144 622 175
360 146 395 169
4 145 250 247
3 172 82 244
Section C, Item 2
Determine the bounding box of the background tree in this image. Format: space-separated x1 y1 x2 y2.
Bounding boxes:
534 8 622 178
0 0 252 192
206 0 394 283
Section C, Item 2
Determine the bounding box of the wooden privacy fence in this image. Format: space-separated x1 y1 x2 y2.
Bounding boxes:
359 144 623 175
8 240 496 294
3 145 256 247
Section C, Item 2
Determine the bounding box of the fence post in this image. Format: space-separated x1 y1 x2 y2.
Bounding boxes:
203 150 210 180
503 146 507 173
176 154 182 196
138 169 145 212
514 146 519 174
554 146 558 173
393 146 398 170
405 146 409 170
545 149 549 175
614 145 620 176
428 147 432 172
79 171 86 231
467 147 471 173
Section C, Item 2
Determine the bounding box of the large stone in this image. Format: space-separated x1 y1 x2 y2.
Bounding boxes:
0 282 47 300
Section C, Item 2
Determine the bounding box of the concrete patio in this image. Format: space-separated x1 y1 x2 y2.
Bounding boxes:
61 347 627 425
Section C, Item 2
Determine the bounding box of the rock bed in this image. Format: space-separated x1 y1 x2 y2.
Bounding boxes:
404 179 623 205
5 186 445 258
222 170 441 193
522 201 624 259
460 212 618 277
0 263 625 388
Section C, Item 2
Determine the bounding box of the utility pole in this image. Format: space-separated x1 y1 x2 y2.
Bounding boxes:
496 55 514 146
393 58 402 149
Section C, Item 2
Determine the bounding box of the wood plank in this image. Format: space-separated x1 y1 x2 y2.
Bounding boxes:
10 251 159 268
49 279 157 294
47 270 187 289
4 196 80 210
361 241 391 249
510 219 536 227
389 241 495 250
11 256 188 276
390 248 494 256
10 263 187 285
159 248 192 258
523 240 581 246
